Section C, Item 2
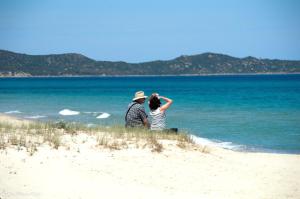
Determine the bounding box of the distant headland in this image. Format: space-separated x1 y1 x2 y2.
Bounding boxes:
0 50 299 77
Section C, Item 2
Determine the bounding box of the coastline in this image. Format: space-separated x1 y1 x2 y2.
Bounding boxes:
1 113 298 155
1 72 300 78
0 113 300 199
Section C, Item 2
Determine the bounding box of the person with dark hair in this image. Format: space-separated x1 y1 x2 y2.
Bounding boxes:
125 91 150 128
149 93 176 132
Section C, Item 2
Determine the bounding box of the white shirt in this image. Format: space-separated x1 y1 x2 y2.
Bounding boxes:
150 108 166 130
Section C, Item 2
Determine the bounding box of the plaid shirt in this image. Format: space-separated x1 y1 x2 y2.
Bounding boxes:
125 102 148 127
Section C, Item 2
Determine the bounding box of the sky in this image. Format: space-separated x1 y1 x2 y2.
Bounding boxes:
0 0 299 62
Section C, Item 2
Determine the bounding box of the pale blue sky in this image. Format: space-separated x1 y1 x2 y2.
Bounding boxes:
0 0 299 62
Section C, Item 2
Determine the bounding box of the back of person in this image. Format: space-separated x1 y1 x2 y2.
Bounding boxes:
125 91 150 128
150 108 166 130
148 93 173 131
126 102 146 127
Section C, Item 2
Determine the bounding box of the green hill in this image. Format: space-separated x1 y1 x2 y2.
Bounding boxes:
0 50 299 76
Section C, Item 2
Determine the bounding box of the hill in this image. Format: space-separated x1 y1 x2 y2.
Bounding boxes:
0 50 299 76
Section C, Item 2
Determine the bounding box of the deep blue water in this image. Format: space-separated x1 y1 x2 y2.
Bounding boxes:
1 75 300 153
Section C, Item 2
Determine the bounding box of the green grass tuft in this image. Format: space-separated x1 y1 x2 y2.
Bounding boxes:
0 120 196 154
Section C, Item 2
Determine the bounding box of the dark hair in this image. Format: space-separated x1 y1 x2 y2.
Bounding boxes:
149 95 161 110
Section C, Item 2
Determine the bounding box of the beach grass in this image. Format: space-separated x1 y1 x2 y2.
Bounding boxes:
0 120 196 154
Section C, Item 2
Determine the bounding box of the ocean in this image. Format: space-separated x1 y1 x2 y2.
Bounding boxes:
1 75 300 153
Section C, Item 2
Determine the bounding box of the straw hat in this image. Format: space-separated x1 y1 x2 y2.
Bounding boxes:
133 91 147 101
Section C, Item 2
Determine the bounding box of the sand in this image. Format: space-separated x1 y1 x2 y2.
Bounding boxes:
0 114 300 199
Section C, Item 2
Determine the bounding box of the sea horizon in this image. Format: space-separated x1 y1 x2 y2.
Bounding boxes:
1 72 300 78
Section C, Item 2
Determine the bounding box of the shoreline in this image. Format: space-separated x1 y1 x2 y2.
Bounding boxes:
190 133 300 155
0 113 300 199
1 113 300 155
1 72 300 78
2 113 300 155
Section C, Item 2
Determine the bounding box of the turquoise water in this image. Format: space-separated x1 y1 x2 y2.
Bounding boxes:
0 75 300 153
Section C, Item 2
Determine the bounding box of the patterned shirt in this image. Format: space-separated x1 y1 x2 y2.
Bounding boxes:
125 102 148 127
150 108 166 130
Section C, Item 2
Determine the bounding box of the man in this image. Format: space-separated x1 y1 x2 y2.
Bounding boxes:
125 91 150 128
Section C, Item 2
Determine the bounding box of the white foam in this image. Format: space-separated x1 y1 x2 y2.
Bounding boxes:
190 135 243 151
215 142 243 150
25 115 47 119
5 110 22 114
190 135 214 146
59 109 80 116
96 112 110 119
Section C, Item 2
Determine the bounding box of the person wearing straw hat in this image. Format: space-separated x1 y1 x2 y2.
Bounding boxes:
125 91 150 128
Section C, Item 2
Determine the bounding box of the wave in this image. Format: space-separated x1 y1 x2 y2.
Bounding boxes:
215 141 244 150
190 135 244 151
190 135 214 146
83 111 101 116
83 111 111 119
59 109 80 116
96 112 110 119
25 115 47 119
5 110 22 114
59 109 109 118
83 112 101 114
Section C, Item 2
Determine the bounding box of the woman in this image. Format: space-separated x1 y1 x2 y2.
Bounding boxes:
148 93 174 131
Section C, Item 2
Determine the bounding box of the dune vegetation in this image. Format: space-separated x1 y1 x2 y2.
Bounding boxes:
0 119 204 155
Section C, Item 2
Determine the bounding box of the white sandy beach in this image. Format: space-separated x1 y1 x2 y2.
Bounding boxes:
0 114 300 199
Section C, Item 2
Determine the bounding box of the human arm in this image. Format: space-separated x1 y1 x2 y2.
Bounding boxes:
143 118 150 128
138 105 150 129
159 96 173 112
